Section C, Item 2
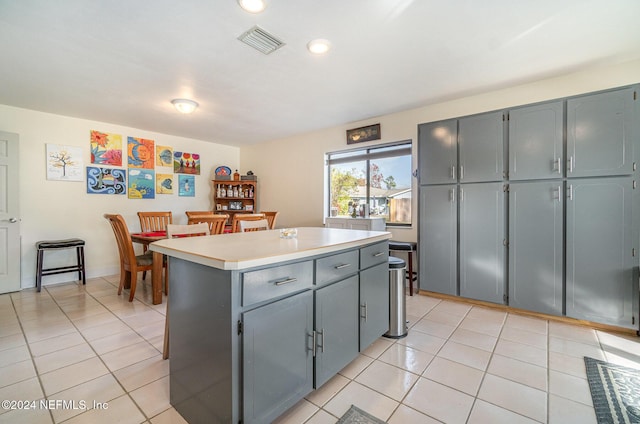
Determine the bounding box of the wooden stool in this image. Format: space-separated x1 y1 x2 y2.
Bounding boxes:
35 238 86 292
389 241 417 296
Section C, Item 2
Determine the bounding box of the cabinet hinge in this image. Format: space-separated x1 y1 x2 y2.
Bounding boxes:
237 320 243 335
634 91 637 101
503 294 508 303
503 184 509 192
633 248 636 257
633 316 636 326
503 239 509 247
503 113 509 121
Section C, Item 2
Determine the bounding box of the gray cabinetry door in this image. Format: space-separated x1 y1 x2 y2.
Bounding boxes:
459 112 505 183
419 185 457 295
315 275 359 387
567 87 635 178
418 120 457 185
459 182 506 304
509 101 564 180
242 290 314 424
359 262 389 351
508 181 563 315
566 177 634 328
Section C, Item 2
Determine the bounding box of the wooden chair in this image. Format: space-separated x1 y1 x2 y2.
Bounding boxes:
104 213 164 302
187 214 229 235
239 219 269 232
260 211 279 229
231 213 266 233
137 211 172 280
162 223 210 359
185 211 215 220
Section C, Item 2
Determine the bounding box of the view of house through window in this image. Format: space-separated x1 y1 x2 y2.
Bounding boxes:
327 141 412 226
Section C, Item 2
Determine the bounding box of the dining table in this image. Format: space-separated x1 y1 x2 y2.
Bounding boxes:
130 230 167 305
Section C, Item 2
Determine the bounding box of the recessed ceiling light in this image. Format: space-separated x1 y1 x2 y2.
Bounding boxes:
171 99 199 114
238 0 267 13
307 39 331 55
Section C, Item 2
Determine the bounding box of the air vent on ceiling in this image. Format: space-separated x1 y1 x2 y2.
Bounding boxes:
238 25 285 55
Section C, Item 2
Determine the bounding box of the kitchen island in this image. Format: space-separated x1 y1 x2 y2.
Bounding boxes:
150 227 392 424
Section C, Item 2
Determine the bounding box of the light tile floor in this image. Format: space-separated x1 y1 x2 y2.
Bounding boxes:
2 276 640 423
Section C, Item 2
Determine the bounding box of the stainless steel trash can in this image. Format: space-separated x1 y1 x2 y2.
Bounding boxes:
384 256 407 338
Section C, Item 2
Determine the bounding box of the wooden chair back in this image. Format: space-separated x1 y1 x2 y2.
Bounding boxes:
185 211 215 220
138 211 173 232
239 219 269 232
260 211 279 229
167 223 210 238
231 213 266 233
188 214 229 235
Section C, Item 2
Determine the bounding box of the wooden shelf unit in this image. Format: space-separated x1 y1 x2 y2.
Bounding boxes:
213 179 257 220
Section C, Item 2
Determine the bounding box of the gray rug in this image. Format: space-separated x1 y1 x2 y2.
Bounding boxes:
337 405 386 424
584 356 640 423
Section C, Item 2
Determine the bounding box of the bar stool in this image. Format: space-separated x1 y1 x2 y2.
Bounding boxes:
35 238 86 292
388 241 417 296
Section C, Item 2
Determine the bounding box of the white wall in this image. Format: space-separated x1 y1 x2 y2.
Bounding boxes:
241 58 640 243
0 105 239 288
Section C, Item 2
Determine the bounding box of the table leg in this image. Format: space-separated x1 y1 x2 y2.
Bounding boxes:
152 251 163 305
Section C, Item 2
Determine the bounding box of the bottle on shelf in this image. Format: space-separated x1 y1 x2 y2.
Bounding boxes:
216 184 221 198
233 169 240 181
239 185 244 198
233 185 239 198
221 185 226 197
249 186 254 198
228 184 233 197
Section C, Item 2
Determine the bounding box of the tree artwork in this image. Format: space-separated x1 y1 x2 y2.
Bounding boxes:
46 144 84 181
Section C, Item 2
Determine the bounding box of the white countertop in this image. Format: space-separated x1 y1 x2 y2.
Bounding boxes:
149 227 392 270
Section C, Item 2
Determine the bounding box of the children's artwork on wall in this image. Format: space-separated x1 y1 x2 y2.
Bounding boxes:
46 144 84 181
128 169 155 199
86 166 126 194
156 145 173 167
156 173 173 194
174 152 200 175
90 130 122 166
178 174 195 197
127 137 155 169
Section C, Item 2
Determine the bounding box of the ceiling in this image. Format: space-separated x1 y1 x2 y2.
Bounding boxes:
1 1 639 147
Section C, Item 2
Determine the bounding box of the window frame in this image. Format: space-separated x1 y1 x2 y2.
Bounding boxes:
326 140 413 227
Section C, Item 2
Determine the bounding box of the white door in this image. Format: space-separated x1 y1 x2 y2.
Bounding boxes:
0 131 20 294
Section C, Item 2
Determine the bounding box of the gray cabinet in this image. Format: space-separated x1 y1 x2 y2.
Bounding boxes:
419 185 457 295
458 112 505 183
418 119 457 185
509 101 564 180
315 275 359 387
243 291 314 424
359 262 389 350
459 182 506 304
566 177 635 328
508 181 563 315
567 87 635 178
418 113 504 185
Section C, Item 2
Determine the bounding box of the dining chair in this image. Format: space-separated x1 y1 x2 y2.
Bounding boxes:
162 222 210 359
185 210 215 220
104 213 164 302
166 223 210 238
239 219 270 232
187 214 229 235
231 213 266 233
137 211 172 280
260 211 279 229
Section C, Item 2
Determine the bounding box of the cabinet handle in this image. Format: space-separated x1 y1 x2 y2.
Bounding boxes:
450 188 456 203
459 165 464 180
361 303 368 322
568 156 574 173
311 331 317 357
274 277 297 286
451 165 456 180
373 252 385 257
460 188 464 202
567 184 573 200
317 328 325 353
334 263 352 270
556 157 562 174
556 186 562 202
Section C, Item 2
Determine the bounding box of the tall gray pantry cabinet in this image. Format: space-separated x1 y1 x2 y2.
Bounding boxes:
418 84 639 330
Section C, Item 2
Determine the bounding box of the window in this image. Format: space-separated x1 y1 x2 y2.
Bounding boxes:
327 141 412 226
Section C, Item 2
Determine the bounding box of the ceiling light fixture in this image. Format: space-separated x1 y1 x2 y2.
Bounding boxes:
171 99 198 114
238 0 267 13
307 39 331 55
